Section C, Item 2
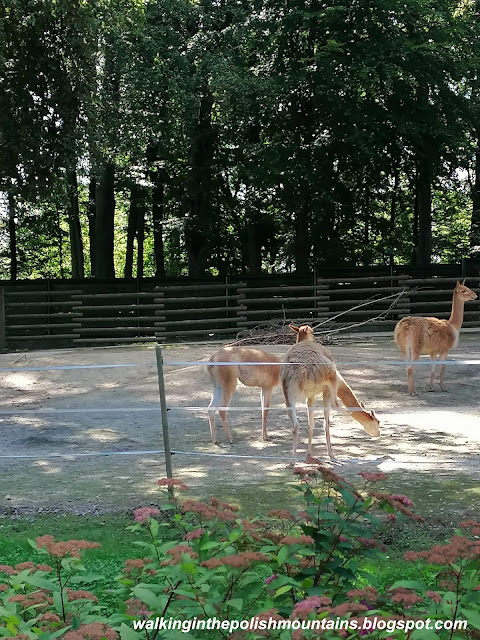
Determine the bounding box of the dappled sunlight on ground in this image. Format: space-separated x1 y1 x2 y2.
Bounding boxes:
0 336 479 515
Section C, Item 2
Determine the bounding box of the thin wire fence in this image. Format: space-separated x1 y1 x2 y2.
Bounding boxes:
0 348 478 469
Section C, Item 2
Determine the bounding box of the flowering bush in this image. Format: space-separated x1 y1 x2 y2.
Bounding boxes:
1 462 480 639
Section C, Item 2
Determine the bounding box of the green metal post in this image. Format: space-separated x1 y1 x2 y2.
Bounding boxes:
155 346 173 484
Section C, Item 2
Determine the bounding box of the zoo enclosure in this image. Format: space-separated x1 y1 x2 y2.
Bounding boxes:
0 268 479 349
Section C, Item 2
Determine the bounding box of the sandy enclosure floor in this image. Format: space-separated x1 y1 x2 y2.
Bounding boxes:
0 335 479 517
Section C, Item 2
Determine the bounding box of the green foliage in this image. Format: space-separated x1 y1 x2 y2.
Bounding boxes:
2 469 480 639
1 0 480 278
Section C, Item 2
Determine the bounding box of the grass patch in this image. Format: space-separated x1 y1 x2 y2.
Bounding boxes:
0 513 178 607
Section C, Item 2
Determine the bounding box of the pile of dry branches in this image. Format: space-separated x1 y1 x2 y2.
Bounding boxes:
227 288 408 347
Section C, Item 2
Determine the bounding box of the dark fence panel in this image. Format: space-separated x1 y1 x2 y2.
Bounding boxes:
0 265 478 348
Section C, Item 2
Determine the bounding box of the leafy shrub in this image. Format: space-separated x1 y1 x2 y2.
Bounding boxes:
1 462 480 639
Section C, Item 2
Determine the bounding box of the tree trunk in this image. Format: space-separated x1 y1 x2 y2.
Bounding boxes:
57 204 65 279
136 186 145 280
247 223 262 275
95 162 116 278
67 170 84 279
186 89 215 277
470 141 480 256
151 174 165 278
124 185 137 279
87 177 97 277
8 192 17 281
414 160 432 268
294 200 309 275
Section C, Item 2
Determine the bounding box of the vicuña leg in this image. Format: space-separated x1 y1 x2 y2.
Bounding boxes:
208 376 236 444
283 382 300 461
429 354 436 392
406 351 420 396
306 396 315 458
260 386 273 441
323 389 335 460
439 352 449 392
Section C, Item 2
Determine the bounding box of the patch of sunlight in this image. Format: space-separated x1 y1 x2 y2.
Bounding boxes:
179 466 207 478
3 373 37 390
99 382 120 389
382 411 480 440
83 429 119 442
11 416 45 428
33 460 62 474
464 487 480 496
249 441 272 450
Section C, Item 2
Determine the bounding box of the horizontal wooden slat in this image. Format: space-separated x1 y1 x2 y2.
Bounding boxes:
5 290 82 298
73 304 164 311
7 333 80 340
316 275 411 284
156 327 241 336
154 283 242 292
72 292 155 300
7 323 81 330
6 312 78 320
73 336 158 344
77 315 164 323
242 295 330 305
6 301 79 308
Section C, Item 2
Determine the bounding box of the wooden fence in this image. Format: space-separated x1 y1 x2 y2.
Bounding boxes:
0 273 479 349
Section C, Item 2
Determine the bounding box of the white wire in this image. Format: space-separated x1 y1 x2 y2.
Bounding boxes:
166 359 480 366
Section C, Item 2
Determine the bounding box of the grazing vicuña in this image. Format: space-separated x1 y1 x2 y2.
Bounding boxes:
281 325 380 461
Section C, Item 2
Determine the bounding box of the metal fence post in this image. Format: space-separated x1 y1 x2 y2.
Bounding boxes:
155 345 173 487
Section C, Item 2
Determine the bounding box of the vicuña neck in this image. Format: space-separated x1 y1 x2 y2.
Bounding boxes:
448 291 465 330
336 373 362 411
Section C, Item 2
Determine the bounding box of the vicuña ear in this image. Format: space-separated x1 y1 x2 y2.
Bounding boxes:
461 279 466 285
289 324 299 333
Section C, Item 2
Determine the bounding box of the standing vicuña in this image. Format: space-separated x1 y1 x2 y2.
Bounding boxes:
207 346 281 444
281 325 380 461
394 280 477 396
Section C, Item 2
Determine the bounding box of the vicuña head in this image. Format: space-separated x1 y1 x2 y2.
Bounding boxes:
455 279 477 302
355 400 380 437
289 324 315 343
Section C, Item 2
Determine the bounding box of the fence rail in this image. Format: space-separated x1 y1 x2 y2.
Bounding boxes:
0 271 479 348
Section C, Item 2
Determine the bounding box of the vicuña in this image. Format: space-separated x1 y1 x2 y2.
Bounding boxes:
394 280 477 396
281 324 380 461
207 346 281 444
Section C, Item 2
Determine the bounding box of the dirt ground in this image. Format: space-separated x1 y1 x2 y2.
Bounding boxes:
1 334 480 520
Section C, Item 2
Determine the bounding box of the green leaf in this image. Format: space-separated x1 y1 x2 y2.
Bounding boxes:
462 591 480 604
226 598 243 611
180 561 196 574
119 623 143 640
132 586 166 611
462 609 480 629
389 580 427 591
149 518 159 538
338 487 358 508
277 545 289 567
411 630 441 640
275 585 293 598
23 574 60 592
53 591 64 616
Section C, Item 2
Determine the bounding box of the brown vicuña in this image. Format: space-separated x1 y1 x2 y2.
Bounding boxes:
394 280 477 396
281 324 380 461
207 346 281 444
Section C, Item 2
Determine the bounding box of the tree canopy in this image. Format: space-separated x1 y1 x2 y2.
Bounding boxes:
1 0 479 280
